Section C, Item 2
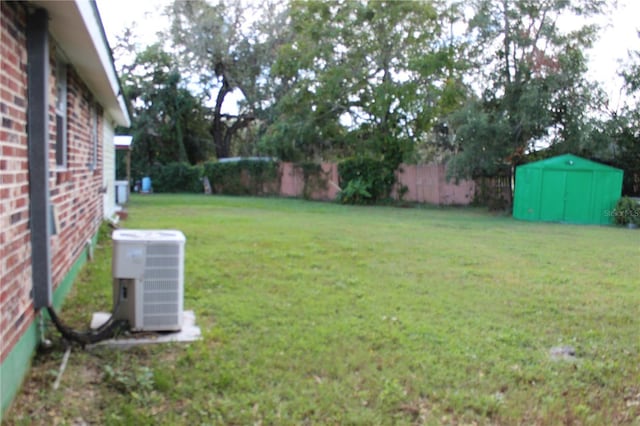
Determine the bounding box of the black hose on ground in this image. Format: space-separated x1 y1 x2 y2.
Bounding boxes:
46 281 129 346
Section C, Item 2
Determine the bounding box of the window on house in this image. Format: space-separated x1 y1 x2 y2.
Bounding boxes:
55 55 67 168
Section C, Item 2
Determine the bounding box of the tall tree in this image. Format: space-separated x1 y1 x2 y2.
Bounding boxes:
263 0 464 164
169 0 291 159
118 43 211 177
448 0 607 192
605 38 640 195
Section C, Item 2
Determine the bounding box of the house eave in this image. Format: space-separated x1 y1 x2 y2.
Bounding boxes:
30 0 131 127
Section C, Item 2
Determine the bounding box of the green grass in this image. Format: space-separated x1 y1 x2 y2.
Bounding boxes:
6 195 640 425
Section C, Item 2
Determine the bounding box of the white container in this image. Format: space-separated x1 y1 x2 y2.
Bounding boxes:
115 180 129 204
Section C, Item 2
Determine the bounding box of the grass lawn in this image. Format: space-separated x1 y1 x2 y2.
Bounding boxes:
6 194 640 425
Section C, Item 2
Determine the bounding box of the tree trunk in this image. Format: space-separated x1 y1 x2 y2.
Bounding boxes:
222 115 256 155
211 73 256 159
212 76 232 159
174 100 187 163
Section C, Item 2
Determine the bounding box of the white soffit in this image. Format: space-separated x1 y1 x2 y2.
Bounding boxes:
31 0 131 127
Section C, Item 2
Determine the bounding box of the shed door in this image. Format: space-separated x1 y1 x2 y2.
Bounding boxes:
564 171 592 223
540 171 565 222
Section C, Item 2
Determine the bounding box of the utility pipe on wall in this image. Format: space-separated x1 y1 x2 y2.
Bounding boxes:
26 7 53 309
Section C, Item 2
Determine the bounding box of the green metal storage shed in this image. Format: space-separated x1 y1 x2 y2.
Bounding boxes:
513 154 623 225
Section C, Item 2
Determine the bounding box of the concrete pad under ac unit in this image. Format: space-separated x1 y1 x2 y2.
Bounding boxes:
87 310 201 349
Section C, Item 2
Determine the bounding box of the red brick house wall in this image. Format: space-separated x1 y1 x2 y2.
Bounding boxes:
0 1 104 364
1 1 32 365
49 62 104 289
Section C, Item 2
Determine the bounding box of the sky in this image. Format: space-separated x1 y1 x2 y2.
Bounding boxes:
96 0 640 111
584 0 640 111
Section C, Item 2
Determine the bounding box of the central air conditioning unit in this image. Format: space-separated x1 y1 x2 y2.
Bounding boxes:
112 229 186 331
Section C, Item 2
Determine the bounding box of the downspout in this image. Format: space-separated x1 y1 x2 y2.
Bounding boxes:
26 7 53 310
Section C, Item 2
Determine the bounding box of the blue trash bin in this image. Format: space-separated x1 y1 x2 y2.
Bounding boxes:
141 177 152 193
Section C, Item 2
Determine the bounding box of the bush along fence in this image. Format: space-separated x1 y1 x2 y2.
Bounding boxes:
612 196 640 227
140 160 477 205
149 162 203 193
337 157 396 204
204 160 280 196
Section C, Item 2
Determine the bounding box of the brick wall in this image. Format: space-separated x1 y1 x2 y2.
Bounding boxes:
0 1 105 364
49 63 104 288
1 1 32 365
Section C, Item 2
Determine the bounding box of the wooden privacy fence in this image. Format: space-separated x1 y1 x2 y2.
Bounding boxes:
278 162 476 205
392 164 475 205
279 162 340 201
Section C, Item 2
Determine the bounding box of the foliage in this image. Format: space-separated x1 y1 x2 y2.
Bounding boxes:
614 153 640 198
612 196 640 226
109 0 631 189
117 44 212 181
605 38 640 197
103 364 155 396
96 220 113 244
338 157 395 204
448 0 607 198
448 100 513 178
203 160 280 195
115 148 128 181
338 178 373 205
169 0 291 159
149 162 204 194
263 0 466 162
579 114 640 196
610 136 640 197
7 195 640 424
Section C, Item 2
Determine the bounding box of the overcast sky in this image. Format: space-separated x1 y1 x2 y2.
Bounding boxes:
97 0 640 111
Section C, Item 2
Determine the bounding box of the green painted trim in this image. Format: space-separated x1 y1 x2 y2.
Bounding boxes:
0 318 38 422
52 245 88 310
0 230 99 421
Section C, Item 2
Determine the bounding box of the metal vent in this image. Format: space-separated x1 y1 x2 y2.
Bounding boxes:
141 241 182 330
112 229 185 331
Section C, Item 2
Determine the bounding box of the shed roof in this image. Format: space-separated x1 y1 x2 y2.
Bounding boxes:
30 0 130 127
518 154 621 172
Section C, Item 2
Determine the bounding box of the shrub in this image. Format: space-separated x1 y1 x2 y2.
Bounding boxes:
612 196 640 226
339 178 372 204
149 162 203 193
337 157 395 204
203 160 280 196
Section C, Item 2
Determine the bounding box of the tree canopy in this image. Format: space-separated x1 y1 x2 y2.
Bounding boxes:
447 0 607 183
169 0 292 159
261 0 466 166
116 43 211 178
113 0 639 197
